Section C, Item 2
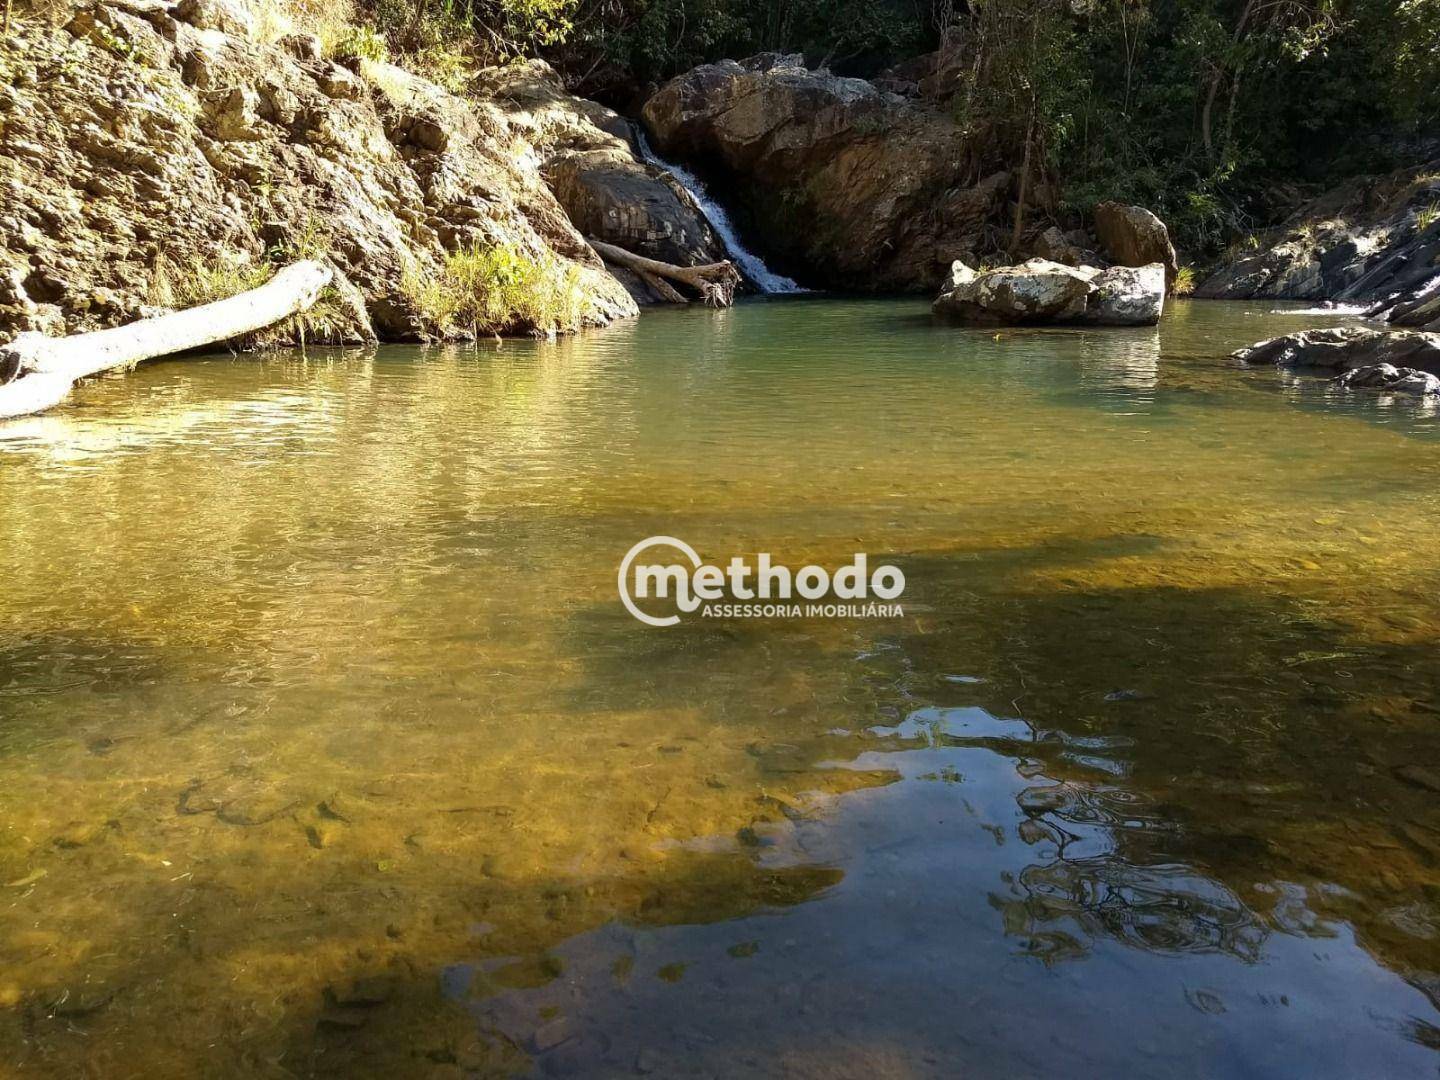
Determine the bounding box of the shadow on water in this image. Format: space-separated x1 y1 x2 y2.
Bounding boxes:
276 536 1440 1078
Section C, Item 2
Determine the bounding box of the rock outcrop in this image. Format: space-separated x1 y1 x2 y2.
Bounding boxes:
1197 160 1440 303
473 60 727 303
641 53 1008 293
1377 275 1440 331
0 0 637 344
933 259 1165 326
1232 327 1440 372
1333 363 1440 396
1093 202 1178 290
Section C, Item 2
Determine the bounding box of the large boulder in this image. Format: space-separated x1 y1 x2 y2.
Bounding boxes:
933 259 1164 326
1197 161 1440 301
1231 327 1440 371
641 54 1008 293
473 60 726 302
544 150 725 267
1030 225 1102 268
1093 202 1178 290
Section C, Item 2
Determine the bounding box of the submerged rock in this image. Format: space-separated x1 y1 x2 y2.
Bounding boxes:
642 53 1008 292
1093 202 1178 290
1231 327 1440 372
932 259 1164 326
1332 364 1440 396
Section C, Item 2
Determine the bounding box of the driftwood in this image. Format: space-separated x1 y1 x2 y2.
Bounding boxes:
0 261 333 420
588 239 740 307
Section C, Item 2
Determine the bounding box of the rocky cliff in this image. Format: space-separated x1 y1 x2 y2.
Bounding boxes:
642 53 1010 293
1196 160 1440 304
0 0 653 344
472 60 729 303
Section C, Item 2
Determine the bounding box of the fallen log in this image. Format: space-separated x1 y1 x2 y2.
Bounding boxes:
587 239 740 307
0 260 333 420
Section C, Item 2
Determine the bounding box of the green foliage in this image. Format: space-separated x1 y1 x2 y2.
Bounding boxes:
405 242 590 336
1388 0 1439 123
333 22 390 61
354 0 575 65
562 0 925 85
330 0 1434 259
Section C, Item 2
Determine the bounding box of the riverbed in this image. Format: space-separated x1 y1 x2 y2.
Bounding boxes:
2 299 1439 1076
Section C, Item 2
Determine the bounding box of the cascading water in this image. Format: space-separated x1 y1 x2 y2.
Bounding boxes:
635 129 807 295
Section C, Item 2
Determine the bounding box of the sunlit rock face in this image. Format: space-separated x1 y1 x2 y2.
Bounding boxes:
933 259 1165 326
473 60 726 304
1197 161 1440 303
0 5 636 343
641 53 1010 293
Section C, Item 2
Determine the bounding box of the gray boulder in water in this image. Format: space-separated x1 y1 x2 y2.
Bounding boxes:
1231 326 1440 371
932 259 1164 326
1332 364 1440 396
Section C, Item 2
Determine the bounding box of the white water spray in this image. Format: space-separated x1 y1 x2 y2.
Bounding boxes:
635 129 807 295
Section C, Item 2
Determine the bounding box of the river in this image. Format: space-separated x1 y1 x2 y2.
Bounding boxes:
2 298 1439 1076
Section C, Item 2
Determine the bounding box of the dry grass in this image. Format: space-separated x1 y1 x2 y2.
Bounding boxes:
403 241 591 337
250 0 357 52
148 257 353 347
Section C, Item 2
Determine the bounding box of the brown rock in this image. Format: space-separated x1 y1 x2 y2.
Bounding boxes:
642 54 1006 292
1094 201 1178 289
0 19 636 343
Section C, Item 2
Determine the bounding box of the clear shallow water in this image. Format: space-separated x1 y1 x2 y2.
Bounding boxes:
2 300 1440 1076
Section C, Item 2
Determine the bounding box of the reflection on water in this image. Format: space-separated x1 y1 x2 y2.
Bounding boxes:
2 299 1439 1076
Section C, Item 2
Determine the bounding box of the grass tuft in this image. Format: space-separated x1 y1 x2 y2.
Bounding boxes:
148 258 352 348
404 241 590 338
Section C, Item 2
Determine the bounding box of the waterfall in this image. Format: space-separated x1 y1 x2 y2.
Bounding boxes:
635 129 807 295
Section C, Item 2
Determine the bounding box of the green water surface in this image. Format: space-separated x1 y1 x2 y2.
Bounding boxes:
2 298 1439 1077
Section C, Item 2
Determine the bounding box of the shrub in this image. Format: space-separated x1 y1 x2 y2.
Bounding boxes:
405 241 590 337
333 22 389 62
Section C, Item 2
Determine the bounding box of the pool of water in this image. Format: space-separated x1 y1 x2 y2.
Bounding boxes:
2 299 1439 1077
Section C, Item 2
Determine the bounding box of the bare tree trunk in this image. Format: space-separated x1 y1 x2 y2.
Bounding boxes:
1008 103 1036 259
1201 69 1221 158
0 260 332 420
588 240 741 306
1203 0 1258 160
